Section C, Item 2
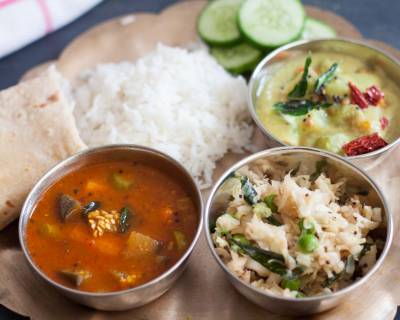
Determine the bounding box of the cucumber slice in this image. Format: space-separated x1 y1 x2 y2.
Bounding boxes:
301 18 336 40
210 43 263 74
198 0 244 46
238 0 305 49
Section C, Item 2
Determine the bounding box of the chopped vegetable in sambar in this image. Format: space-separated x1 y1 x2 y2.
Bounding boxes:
26 161 197 292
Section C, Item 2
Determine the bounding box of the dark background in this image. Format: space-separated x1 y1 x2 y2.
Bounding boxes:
0 0 399 90
0 0 399 319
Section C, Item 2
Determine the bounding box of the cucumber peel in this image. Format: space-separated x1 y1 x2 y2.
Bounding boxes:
210 43 263 74
238 0 305 49
301 18 337 40
198 0 244 46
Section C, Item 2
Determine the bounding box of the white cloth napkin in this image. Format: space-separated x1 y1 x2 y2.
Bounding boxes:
0 0 102 59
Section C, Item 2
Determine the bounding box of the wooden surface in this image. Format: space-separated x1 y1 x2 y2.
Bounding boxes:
5 1 400 319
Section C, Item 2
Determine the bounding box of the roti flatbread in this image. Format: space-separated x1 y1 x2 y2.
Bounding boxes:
0 68 86 230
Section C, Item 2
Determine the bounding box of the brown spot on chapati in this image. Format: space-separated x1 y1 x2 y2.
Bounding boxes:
5 200 15 208
47 92 59 103
33 103 47 108
4 211 8 216
33 92 59 108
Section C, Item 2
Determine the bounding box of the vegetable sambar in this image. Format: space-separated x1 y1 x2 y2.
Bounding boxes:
26 160 198 293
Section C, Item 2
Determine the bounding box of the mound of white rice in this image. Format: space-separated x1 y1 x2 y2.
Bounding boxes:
73 44 252 188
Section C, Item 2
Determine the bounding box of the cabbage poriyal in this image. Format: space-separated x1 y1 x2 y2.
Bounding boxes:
212 160 384 298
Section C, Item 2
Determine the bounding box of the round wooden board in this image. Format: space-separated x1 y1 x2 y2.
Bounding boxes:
56 1 363 82
21 2 365 82
11 2 400 320
57 1 205 82
19 60 57 82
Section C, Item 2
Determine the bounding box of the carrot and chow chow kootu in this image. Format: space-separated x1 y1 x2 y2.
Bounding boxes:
26 160 198 292
256 52 400 156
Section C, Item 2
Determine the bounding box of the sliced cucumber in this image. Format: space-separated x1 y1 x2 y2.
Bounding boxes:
238 0 305 49
210 43 263 74
198 0 244 46
301 18 336 40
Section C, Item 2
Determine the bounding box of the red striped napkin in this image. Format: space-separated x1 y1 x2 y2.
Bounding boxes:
0 0 102 58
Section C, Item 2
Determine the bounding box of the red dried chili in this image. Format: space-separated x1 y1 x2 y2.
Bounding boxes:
342 133 388 156
380 116 389 130
364 85 384 106
348 82 369 109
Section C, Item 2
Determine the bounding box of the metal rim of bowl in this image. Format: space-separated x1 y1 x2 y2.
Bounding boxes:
18 144 204 297
204 146 393 303
247 37 400 160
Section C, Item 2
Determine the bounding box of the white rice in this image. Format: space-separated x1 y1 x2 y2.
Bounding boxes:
73 44 252 188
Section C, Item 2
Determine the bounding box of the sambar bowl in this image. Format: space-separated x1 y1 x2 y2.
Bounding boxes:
19 144 203 311
248 38 400 170
204 147 392 315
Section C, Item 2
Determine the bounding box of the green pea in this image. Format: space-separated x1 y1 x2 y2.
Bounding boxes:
296 292 306 298
298 234 319 253
281 278 301 291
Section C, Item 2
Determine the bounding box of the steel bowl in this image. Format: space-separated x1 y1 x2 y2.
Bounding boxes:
19 144 203 311
204 147 392 315
248 38 400 170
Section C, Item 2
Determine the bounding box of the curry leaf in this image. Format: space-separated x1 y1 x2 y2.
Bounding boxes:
314 62 338 93
229 238 287 276
288 54 312 98
323 272 340 287
82 201 100 216
323 255 355 288
274 100 331 116
119 207 132 233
